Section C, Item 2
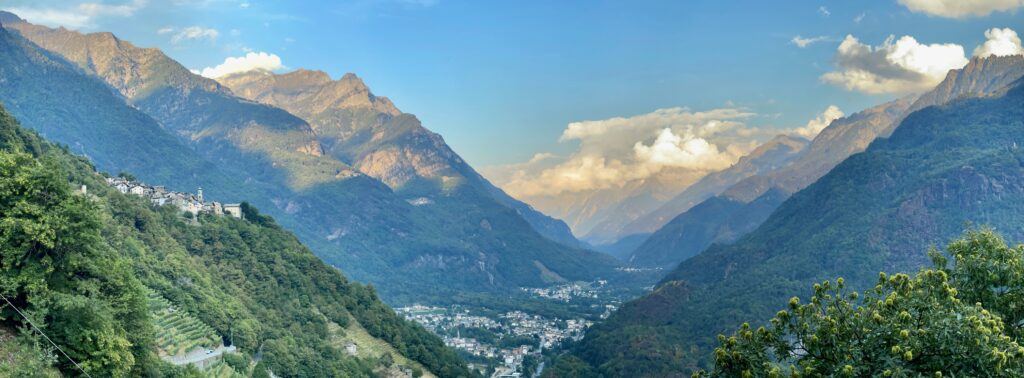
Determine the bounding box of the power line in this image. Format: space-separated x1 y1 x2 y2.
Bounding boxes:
0 292 93 378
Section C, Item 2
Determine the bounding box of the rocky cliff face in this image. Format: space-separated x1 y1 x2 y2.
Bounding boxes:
895 55 1024 136
4 20 228 99
3 17 344 191
219 69 585 248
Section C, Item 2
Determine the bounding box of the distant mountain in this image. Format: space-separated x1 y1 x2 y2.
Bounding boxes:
219 69 583 248
618 99 912 269
523 167 706 245
724 97 914 202
618 134 808 239
590 233 652 261
547 60 1024 376
0 14 618 307
621 56 1024 270
626 188 788 268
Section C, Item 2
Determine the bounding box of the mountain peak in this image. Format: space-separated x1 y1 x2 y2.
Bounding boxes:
908 54 1024 117
0 11 25 26
3 20 229 100
220 68 400 117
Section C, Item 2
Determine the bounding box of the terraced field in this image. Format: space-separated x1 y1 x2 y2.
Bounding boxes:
147 290 222 357
203 360 246 378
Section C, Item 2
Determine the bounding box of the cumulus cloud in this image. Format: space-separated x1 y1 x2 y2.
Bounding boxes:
790 105 845 139
821 34 968 94
633 128 736 171
484 107 768 197
5 0 145 29
196 52 284 78
974 27 1024 57
792 35 828 48
898 0 1024 18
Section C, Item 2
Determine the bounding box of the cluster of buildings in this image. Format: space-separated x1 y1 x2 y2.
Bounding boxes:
106 176 242 219
521 280 607 302
396 305 593 377
501 311 590 349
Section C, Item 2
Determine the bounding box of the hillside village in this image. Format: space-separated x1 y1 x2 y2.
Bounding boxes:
105 176 243 219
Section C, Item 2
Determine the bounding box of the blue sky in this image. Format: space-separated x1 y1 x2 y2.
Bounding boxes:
1 0 1022 173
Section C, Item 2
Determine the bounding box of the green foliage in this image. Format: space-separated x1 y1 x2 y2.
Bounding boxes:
0 150 149 377
147 291 220 356
0 329 61 378
557 77 1024 376
0 104 475 377
699 229 1024 377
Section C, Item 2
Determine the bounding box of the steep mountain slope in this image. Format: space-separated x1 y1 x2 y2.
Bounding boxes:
3 18 350 191
0 104 473 377
621 56 1024 270
618 134 808 239
0 17 228 192
626 188 788 268
617 100 911 268
725 97 913 202
0 15 618 305
894 55 1024 136
219 69 583 248
550 76 1024 377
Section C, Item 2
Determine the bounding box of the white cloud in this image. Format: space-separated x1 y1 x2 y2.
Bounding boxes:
633 128 736 171
167 26 219 44
898 0 1024 18
790 105 844 139
197 51 284 78
791 35 828 48
818 6 831 16
821 34 968 94
974 27 1024 57
485 107 766 197
5 0 145 29
157 27 174 35
854 12 866 23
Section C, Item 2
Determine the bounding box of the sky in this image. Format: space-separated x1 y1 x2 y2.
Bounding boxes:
1 0 1023 197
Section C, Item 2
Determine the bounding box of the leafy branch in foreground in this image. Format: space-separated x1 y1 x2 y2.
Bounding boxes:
698 228 1024 377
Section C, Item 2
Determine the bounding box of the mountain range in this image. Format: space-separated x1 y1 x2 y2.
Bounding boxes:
623 55 1024 270
0 13 619 308
545 55 1024 376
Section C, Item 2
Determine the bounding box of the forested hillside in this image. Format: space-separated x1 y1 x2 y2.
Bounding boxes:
0 106 473 377
546 77 1024 376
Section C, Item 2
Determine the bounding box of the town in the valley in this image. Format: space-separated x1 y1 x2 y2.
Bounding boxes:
396 280 629 378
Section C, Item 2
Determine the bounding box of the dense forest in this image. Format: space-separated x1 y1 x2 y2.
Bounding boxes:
0 106 475 377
